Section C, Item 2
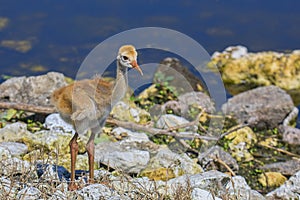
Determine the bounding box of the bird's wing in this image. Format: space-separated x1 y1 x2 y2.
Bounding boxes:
70 78 114 121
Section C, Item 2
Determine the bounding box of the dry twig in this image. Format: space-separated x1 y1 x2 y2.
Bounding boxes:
106 118 218 141
0 101 219 142
258 143 300 158
0 102 55 114
214 157 236 176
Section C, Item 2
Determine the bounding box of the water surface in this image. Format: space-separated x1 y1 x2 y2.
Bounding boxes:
0 0 299 79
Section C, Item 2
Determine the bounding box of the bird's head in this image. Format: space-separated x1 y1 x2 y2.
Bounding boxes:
117 45 143 75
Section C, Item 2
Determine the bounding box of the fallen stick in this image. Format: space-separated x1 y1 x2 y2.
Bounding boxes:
0 101 219 142
214 157 236 176
258 143 300 158
106 118 218 141
0 102 56 114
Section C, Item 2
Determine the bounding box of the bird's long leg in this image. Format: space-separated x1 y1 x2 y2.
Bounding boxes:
69 132 79 190
86 130 97 184
86 122 105 184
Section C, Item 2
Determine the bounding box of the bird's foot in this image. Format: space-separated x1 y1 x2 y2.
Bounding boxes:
88 178 95 184
68 182 79 191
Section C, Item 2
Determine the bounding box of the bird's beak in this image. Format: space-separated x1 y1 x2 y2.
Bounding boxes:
131 60 143 76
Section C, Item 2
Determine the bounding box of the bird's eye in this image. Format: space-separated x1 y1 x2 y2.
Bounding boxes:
122 56 129 61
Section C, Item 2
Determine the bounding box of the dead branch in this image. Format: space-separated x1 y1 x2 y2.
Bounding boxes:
0 102 56 114
258 143 300 158
106 118 218 141
0 101 218 141
214 157 236 176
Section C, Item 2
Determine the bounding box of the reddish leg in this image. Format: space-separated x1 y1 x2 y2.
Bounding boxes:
68 132 79 191
86 123 104 184
86 139 95 184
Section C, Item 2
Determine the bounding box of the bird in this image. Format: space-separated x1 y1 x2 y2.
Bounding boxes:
51 45 143 190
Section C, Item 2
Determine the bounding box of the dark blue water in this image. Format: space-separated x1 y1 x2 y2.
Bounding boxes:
0 0 299 80
0 0 300 126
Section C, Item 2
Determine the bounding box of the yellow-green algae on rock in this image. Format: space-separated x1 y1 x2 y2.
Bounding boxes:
21 130 88 171
0 122 89 171
140 148 202 181
225 126 257 162
258 172 287 187
209 46 300 102
111 100 150 124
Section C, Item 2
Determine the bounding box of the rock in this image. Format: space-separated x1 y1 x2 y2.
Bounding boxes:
140 148 203 181
76 183 128 200
167 170 230 197
158 92 215 119
110 176 165 199
106 127 159 154
17 186 41 200
50 183 69 199
280 125 300 145
111 127 149 143
0 142 28 156
258 172 287 187
178 92 215 114
266 170 300 199
222 85 295 129
95 141 150 174
198 145 239 171
0 122 30 142
16 128 88 171
212 45 248 59
111 101 150 124
210 46 300 103
156 114 196 131
156 100 181 116
76 183 130 200
44 113 75 134
0 146 11 160
108 196 130 200
0 177 18 198
49 190 67 200
0 157 36 177
154 58 204 93
225 176 265 200
261 160 300 176
0 72 68 106
188 170 230 191
93 169 112 181
191 188 222 200
25 129 86 154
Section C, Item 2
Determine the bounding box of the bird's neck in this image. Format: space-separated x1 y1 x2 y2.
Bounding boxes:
116 60 128 86
111 61 128 105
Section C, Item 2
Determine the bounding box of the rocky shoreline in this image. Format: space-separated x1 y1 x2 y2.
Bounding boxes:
210 46 300 104
0 48 300 199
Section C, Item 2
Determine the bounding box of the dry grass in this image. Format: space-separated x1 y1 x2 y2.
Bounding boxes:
0 157 196 200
